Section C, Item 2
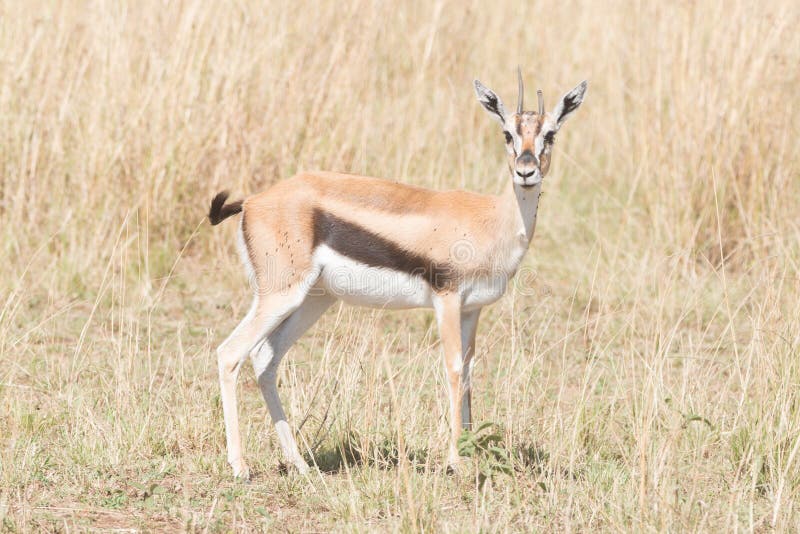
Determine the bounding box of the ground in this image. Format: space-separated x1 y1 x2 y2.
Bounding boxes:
1 0 799 532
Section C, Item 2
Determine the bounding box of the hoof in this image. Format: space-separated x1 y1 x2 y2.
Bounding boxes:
293 459 311 475
446 458 465 476
232 464 250 481
278 458 311 476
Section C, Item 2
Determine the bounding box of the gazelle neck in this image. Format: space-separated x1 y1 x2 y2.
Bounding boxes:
500 178 542 244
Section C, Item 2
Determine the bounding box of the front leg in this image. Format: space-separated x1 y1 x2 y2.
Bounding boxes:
459 308 481 430
433 293 464 469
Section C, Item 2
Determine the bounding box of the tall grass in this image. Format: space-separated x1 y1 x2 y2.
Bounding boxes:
1 0 799 530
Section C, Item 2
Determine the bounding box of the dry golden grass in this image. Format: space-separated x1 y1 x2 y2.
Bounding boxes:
1 0 800 531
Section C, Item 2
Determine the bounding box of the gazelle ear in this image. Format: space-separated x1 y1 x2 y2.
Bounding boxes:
473 79 507 125
551 80 588 128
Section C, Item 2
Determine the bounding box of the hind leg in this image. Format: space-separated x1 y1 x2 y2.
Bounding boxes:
251 290 336 473
216 284 315 479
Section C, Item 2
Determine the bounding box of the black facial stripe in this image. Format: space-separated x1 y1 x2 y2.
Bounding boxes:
312 209 454 291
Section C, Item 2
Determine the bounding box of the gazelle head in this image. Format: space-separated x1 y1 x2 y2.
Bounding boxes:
474 69 587 188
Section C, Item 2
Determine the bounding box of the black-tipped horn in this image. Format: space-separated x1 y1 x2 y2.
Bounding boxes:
537 89 544 115
517 67 524 114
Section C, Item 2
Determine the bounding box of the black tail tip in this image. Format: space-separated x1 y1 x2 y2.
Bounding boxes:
209 190 243 225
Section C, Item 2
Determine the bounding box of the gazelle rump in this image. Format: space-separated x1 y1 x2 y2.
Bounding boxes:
210 72 587 478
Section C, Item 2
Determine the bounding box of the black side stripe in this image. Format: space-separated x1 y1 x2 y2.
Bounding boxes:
312 208 454 291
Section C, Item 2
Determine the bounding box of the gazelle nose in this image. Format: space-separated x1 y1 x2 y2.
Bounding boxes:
516 152 535 167
515 152 537 177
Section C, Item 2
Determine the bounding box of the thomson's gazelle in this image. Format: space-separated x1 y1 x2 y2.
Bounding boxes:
210 71 587 478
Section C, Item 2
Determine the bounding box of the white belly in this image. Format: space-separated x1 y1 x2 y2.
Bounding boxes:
312 245 513 310
314 245 433 309
460 273 508 310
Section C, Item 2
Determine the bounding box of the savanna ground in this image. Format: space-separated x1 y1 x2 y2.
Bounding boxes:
1 1 799 531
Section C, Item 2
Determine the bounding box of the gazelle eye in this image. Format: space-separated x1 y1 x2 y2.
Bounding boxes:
543 131 555 144
503 131 513 144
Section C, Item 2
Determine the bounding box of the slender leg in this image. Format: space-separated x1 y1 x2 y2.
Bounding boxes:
434 293 464 468
216 286 312 479
459 308 481 430
217 300 258 479
251 291 335 473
